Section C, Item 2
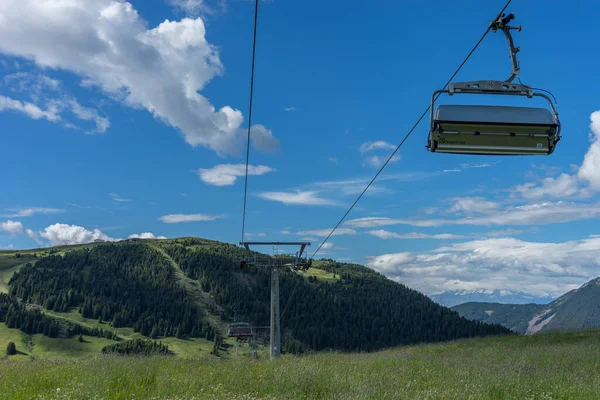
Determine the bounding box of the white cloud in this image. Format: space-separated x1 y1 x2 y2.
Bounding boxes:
320 242 334 249
297 228 356 237
198 164 274 186
167 0 226 16
347 201 600 228
128 232 167 239
367 230 466 240
482 229 523 237
459 162 493 169
280 230 290 235
109 193 131 203
0 95 60 121
366 235 600 297
362 155 400 168
443 169 461 173
447 197 500 215
66 202 92 209
26 228 44 245
180 193 188 197
3 72 60 95
283 106 296 112
258 190 340 206
513 110 600 199
328 157 339 165
69 99 110 133
158 213 223 223
0 0 273 156
1 207 64 218
40 223 115 245
359 141 396 154
0 220 23 234
250 124 280 153
359 141 399 168
2 71 109 133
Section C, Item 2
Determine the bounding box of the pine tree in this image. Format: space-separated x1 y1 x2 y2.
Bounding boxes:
6 342 17 356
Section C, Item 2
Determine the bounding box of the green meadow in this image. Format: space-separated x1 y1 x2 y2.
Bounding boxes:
2 328 600 399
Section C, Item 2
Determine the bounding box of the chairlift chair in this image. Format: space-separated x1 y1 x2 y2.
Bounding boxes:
227 322 253 338
427 13 561 156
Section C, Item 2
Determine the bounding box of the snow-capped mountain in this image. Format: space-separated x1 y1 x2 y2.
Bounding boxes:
430 289 554 308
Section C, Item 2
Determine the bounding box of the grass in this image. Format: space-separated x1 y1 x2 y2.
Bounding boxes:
2 330 600 399
296 267 339 283
41 310 222 358
0 324 114 359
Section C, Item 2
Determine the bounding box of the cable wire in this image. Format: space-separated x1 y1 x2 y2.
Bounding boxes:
309 0 512 260
241 0 260 243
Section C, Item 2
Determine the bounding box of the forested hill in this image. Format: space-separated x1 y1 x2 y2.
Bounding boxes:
3 238 511 352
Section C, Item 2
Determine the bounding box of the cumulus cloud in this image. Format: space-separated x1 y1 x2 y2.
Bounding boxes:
40 223 115 245
198 164 274 186
1 207 63 218
513 110 600 199
158 213 223 223
367 230 466 240
258 190 340 206
128 232 167 239
250 124 280 153
297 228 356 237
0 0 274 156
0 220 23 234
366 236 600 297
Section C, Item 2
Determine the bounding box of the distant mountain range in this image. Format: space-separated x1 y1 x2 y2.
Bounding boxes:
451 278 600 334
430 289 554 308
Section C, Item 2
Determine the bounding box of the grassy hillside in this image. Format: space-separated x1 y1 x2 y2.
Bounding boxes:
2 329 600 399
2 238 511 357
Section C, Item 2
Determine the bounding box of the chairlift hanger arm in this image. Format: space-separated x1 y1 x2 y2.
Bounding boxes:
490 13 521 83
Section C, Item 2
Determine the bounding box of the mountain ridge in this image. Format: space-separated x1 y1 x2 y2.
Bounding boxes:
451 277 600 334
431 289 554 307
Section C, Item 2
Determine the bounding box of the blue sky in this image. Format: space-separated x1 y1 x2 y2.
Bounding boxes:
1 0 600 298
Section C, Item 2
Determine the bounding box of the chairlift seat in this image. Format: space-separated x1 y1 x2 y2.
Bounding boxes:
429 105 559 155
228 322 253 338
